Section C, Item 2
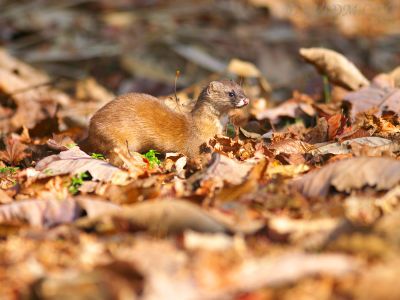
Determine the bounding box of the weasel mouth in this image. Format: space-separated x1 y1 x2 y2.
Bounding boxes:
235 98 249 108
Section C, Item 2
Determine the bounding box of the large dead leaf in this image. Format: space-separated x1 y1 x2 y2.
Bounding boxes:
31 261 143 300
35 147 129 184
389 66 400 88
300 47 369 90
227 58 260 77
0 48 71 132
292 157 400 198
314 137 397 155
76 199 230 235
228 252 359 290
255 97 315 123
0 197 121 228
0 136 29 165
343 83 400 119
270 139 314 154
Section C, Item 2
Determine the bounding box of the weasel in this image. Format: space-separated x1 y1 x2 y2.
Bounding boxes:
81 80 249 166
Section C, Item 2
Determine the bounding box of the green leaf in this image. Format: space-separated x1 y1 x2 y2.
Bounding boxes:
142 149 161 168
0 166 19 174
68 171 91 195
66 142 77 149
90 153 105 160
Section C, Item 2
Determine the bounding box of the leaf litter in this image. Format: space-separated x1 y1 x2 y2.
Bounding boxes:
1 2 400 299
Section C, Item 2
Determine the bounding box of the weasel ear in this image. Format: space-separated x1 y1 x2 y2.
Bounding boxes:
208 81 223 92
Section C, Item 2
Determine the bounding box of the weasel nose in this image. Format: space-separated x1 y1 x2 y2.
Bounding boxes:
236 97 249 108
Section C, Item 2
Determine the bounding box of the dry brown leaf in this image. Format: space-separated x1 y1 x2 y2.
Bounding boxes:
292 157 400 198
228 252 359 290
389 66 400 88
305 117 329 143
327 114 346 140
0 136 29 165
0 198 121 228
270 139 314 155
203 154 256 186
75 77 115 103
215 156 268 202
35 147 129 184
255 97 315 123
227 58 260 77
76 199 229 235
354 259 400 300
300 47 369 91
343 84 400 119
31 261 143 300
0 189 13 204
314 137 396 155
268 216 339 243
0 48 70 132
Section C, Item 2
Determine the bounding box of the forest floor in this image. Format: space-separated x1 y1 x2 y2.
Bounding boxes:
1 1 400 299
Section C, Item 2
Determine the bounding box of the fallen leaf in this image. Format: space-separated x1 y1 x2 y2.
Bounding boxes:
229 252 359 290
268 216 339 243
292 157 400 197
255 97 315 123
31 261 143 300
327 114 346 140
389 66 400 88
76 198 230 235
299 47 369 90
0 49 70 132
343 84 400 119
267 163 309 178
227 58 260 77
305 117 328 143
0 136 29 165
0 197 121 228
35 147 129 184
270 139 314 154
314 137 396 155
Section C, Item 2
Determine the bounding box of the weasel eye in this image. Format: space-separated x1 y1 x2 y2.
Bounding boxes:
228 91 235 98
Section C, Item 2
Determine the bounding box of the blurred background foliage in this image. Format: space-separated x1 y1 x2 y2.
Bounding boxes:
0 0 399 100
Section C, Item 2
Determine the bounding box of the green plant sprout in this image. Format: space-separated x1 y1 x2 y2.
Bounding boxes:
323 75 331 103
143 149 161 168
68 171 91 195
90 153 105 160
0 166 19 174
66 142 77 149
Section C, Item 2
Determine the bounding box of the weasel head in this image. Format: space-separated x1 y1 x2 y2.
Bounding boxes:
198 80 249 114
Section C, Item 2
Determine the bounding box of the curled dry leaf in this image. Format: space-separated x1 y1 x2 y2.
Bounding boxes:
0 49 70 132
215 156 268 202
229 252 359 290
183 231 234 251
270 138 314 154
0 197 121 228
227 58 260 77
389 66 400 88
35 147 129 184
0 136 29 165
76 199 229 235
343 83 400 119
268 216 339 243
314 136 396 155
227 59 273 93
192 154 265 200
31 261 143 300
300 47 369 91
305 117 329 143
292 157 400 198
254 97 315 123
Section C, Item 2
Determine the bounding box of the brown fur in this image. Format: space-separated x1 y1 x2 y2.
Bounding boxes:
80 80 248 166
